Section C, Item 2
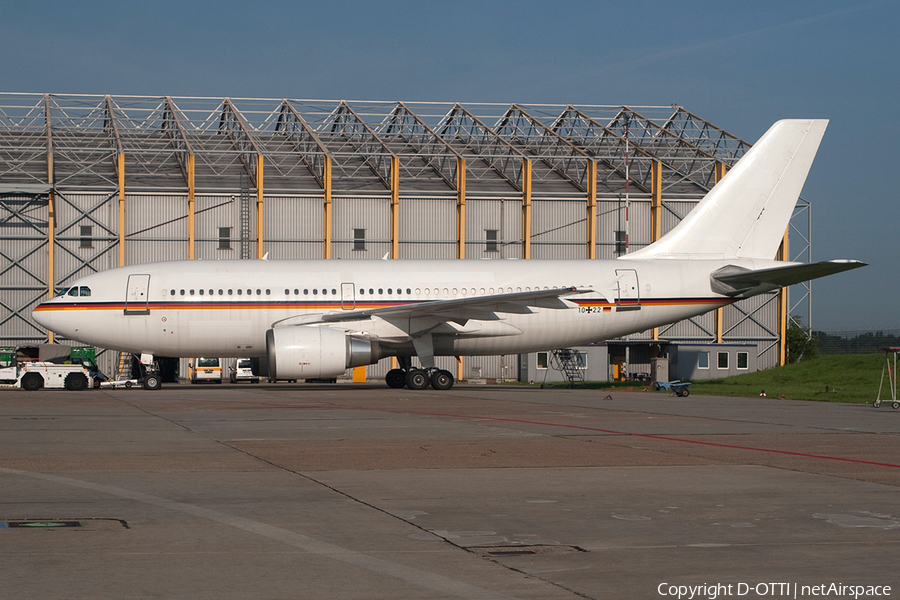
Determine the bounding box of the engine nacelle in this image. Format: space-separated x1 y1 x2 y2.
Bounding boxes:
266 326 382 380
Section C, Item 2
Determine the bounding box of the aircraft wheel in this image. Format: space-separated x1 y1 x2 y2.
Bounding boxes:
143 373 162 390
386 369 407 389
430 370 454 390
21 372 43 391
65 373 88 391
406 369 430 390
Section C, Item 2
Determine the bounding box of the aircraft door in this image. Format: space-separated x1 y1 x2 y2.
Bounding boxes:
341 282 355 310
125 274 151 315
615 269 641 311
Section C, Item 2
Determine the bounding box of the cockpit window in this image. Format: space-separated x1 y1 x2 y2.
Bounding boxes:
55 287 70 297
79 287 91 297
68 288 79 297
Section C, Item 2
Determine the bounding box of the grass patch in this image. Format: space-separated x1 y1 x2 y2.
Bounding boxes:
688 353 889 404
510 354 894 404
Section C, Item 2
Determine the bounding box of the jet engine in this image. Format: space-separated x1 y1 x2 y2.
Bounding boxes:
266 326 383 380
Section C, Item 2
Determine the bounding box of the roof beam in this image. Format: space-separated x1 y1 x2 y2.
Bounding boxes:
378 102 461 189
495 104 591 192
435 103 526 191
161 97 194 186
323 101 395 190
219 98 263 188
275 99 332 189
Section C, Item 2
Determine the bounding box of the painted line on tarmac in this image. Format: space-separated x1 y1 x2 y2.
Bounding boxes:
0 466 519 600
375 409 900 470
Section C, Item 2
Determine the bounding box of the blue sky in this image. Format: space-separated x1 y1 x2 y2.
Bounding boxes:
4 0 898 330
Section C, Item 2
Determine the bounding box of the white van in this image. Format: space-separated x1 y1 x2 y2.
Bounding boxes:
190 357 222 384
230 358 259 383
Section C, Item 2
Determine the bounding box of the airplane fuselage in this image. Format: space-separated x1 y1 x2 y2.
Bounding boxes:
34 257 776 359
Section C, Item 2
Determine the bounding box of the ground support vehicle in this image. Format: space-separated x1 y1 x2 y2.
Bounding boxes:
190 358 222 384
229 358 259 384
655 380 691 397
14 361 101 391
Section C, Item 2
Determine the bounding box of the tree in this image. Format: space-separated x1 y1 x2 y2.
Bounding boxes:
787 316 818 363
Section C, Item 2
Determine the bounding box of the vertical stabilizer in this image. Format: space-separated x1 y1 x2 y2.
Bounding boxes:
627 119 828 260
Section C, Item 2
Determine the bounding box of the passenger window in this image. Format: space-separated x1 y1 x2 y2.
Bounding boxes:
237 289 242 295
303 289 308 295
266 289 270 295
199 289 204 296
388 289 393 295
368 288 374 295
170 289 175 296
322 288 327 295
228 289 233 295
285 289 289 295
331 289 336 295
209 289 213 295
247 289 251 295
190 289 195 295
360 289 365 295
406 288 411 295
180 290 185 296
293 289 299 295
313 289 318 295
256 289 261 295
218 289 223 295
378 288 383 295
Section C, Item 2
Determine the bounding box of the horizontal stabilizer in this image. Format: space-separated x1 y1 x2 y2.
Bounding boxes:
711 260 866 297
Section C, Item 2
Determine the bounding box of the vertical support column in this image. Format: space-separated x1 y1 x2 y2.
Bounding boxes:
256 155 265 259
650 161 663 341
457 157 466 260
187 154 196 260
118 153 126 267
46 153 55 344
714 161 726 343
522 159 532 259
390 155 400 259
586 161 597 259
324 155 333 259
457 157 466 383
777 230 789 366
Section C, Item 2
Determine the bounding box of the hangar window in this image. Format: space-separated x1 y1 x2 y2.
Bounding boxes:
485 229 498 252
353 228 366 251
218 227 231 250
737 352 749 370
80 225 93 248
537 352 549 369
698 352 709 369
717 352 729 369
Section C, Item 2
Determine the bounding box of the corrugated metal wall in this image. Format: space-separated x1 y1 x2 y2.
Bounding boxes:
125 194 190 264
264 196 324 259
332 196 390 259
399 197 456 259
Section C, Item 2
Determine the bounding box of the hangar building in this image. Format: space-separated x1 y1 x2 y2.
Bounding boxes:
0 94 811 381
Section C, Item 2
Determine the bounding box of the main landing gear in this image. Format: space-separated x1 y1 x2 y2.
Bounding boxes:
385 358 454 390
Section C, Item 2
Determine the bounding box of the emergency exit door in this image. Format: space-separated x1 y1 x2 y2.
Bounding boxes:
124 274 151 315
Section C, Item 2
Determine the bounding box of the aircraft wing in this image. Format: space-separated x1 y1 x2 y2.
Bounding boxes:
711 260 866 297
304 286 592 326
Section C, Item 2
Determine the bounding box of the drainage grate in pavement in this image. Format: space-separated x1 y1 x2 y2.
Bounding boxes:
1 519 128 530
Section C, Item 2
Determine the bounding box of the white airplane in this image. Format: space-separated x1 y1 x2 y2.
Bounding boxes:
32 119 865 390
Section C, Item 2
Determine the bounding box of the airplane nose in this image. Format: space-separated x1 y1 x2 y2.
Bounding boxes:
32 303 57 331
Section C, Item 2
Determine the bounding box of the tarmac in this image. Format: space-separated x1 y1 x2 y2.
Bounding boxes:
1 382 899 599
